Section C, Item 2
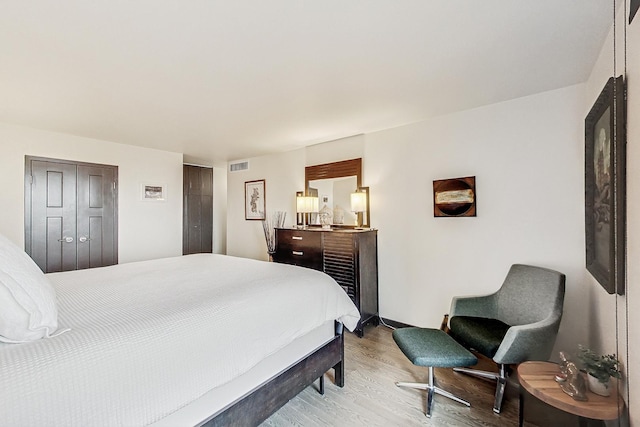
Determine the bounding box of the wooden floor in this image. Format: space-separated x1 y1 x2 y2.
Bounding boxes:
261 325 536 427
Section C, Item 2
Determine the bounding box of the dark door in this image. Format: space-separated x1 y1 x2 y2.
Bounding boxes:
183 165 213 254
76 164 117 269
26 157 118 273
28 160 78 272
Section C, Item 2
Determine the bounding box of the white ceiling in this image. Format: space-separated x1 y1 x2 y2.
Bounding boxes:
0 1 612 164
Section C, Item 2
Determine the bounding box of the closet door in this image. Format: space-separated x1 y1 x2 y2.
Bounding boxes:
25 157 118 273
76 164 118 269
183 165 213 255
28 160 78 272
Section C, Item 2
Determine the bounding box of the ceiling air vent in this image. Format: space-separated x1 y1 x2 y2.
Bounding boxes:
229 160 249 172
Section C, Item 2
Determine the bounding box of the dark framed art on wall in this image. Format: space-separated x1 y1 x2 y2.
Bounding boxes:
630 0 639 24
433 176 476 217
585 76 626 295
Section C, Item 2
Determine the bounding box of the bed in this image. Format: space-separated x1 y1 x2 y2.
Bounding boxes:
0 235 360 427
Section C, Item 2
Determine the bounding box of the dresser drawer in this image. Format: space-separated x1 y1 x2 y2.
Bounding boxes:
273 229 322 270
276 229 321 251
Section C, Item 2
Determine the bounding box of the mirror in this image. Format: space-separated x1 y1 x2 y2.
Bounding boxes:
303 158 370 228
309 176 358 226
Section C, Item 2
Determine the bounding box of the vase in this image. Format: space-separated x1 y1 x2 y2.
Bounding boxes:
587 373 611 397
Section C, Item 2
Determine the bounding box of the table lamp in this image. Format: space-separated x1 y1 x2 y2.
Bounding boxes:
350 189 367 228
296 195 318 228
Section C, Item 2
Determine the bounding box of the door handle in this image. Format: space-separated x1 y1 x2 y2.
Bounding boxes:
78 236 91 243
58 236 74 243
292 251 304 256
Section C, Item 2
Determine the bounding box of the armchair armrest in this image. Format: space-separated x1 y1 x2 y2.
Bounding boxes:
492 315 561 364
449 293 498 319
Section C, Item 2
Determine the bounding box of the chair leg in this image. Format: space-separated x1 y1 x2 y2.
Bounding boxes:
453 367 499 381
426 366 435 417
493 364 507 414
396 366 471 418
453 364 508 413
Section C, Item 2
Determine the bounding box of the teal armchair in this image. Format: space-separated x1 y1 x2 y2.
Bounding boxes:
448 264 566 413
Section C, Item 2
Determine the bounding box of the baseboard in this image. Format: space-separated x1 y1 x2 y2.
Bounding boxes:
379 317 414 329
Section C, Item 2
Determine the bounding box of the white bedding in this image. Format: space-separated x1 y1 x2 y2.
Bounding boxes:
0 254 360 426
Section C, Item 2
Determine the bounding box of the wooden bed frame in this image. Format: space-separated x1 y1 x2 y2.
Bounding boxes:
200 323 345 426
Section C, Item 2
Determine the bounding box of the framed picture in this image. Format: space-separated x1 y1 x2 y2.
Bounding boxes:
141 184 166 201
631 0 639 24
433 176 476 217
585 76 626 295
245 179 266 220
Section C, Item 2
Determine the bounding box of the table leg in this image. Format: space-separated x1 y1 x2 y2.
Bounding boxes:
519 388 524 427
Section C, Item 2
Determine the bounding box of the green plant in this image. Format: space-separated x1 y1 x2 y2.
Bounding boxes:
577 345 622 384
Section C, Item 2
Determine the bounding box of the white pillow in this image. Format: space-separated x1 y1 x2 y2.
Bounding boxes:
0 233 58 343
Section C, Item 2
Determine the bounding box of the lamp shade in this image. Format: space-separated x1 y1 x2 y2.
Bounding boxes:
350 191 367 213
297 196 318 213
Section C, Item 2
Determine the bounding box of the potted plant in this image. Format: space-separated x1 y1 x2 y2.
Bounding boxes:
577 345 621 396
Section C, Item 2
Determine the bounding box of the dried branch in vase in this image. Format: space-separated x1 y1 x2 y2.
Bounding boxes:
262 211 286 256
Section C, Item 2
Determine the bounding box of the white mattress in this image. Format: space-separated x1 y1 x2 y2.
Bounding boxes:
0 254 360 426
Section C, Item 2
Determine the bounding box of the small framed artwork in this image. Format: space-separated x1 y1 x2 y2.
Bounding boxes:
141 184 166 201
245 179 266 220
433 176 476 217
585 76 626 295
631 0 639 24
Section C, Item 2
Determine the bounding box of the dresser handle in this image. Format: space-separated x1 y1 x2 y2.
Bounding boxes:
292 250 304 256
292 236 303 240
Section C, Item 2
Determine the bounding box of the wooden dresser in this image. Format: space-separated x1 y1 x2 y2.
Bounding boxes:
273 228 378 337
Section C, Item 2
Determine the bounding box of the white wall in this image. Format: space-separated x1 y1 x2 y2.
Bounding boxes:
226 134 365 259
212 166 228 254
305 134 364 167
226 149 305 260
225 84 590 354
624 1 639 423
581 6 636 425
366 85 588 351
0 122 183 263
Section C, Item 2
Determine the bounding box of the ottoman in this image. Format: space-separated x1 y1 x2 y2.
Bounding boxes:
392 327 478 418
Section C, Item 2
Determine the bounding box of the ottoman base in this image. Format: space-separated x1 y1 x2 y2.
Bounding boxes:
392 327 477 418
396 366 471 418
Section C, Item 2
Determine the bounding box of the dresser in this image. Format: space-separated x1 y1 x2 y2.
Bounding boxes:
273 228 378 337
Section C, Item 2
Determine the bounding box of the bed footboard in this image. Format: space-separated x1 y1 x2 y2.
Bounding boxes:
201 323 345 427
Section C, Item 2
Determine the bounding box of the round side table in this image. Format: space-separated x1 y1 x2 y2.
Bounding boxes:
517 361 623 427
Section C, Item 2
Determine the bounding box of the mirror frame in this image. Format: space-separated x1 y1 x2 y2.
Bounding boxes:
304 158 370 228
